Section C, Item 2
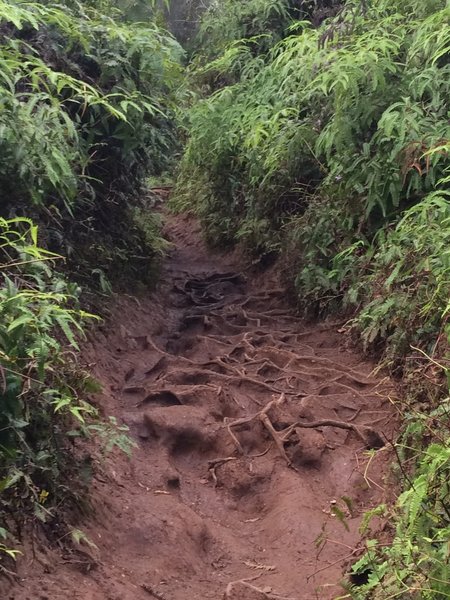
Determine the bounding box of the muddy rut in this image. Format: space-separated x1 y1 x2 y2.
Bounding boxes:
10 216 395 600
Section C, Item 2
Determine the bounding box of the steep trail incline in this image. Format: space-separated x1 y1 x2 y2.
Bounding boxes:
10 215 395 600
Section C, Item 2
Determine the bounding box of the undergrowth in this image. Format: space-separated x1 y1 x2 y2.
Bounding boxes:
175 0 450 361
0 218 94 559
0 0 183 289
174 0 450 597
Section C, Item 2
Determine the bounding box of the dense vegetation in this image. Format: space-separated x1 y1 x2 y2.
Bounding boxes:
1 0 182 287
175 0 450 597
0 0 181 559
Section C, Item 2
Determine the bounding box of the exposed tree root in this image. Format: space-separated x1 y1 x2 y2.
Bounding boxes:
224 574 298 600
135 270 387 511
141 584 166 599
160 368 292 399
224 394 293 464
291 419 384 449
208 457 238 486
224 394 383 466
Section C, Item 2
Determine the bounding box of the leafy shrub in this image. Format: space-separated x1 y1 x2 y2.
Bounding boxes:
194 0 344 61
176 0 450 354
352 193 450 359
0 0 183 286
0 218 95 548
348 396 450 599
194 0 291 60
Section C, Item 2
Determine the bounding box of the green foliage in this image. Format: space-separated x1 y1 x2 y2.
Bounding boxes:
349 416 450 599
193 0 343 63
0 217 140 562
0 218 95 546
0 526 20 560
176 0 450 354
0 0 183 286
352 192 450 359
86 416 137 457
0 0 181 554
195 0 291 61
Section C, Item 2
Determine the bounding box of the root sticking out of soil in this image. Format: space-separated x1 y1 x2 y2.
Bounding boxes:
6 215 396 600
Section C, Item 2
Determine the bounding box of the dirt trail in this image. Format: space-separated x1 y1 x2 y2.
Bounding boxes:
9 215 395 600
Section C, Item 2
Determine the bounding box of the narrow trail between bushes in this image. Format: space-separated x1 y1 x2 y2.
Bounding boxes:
13 215 396 600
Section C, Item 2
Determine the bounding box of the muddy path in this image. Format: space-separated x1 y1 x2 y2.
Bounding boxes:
10 215 395 600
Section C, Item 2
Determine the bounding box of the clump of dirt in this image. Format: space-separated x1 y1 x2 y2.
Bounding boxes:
4 214 396 600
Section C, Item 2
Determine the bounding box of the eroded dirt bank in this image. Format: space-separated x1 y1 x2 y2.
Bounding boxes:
8 215 396 600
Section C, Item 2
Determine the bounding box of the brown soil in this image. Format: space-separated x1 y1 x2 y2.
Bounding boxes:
5 215 396 600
